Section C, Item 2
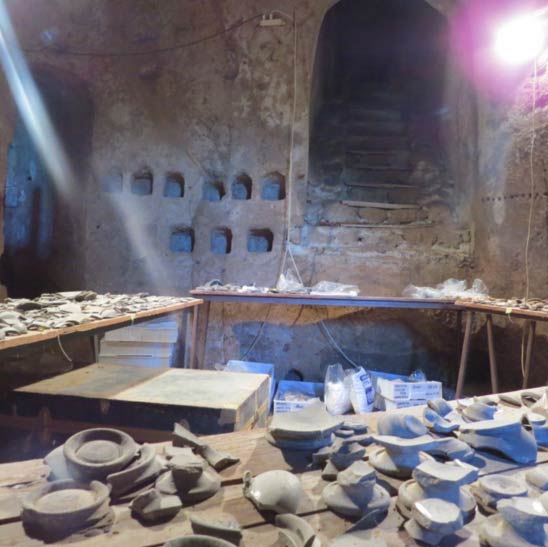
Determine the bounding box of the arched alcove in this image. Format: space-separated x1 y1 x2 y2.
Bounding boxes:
2 65 94 297
308 0 449 225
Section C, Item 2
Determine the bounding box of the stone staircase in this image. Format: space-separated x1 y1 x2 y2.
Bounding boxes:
308 85 431 227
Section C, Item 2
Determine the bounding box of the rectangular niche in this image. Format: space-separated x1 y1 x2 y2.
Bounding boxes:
131 168 153 195
211 227 232 254
101 168 123 194
247 229 273 252
261 172 286 201
203 179 225 202
164 172 185 198
231 172 252 200
170 228 194 253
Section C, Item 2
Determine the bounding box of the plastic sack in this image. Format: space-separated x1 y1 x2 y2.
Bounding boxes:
324 363 351 415
277 271 306 293
310 281 359 296
346 367 375 414
403 278 488 300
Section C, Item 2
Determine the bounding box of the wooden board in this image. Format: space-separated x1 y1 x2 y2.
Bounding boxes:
0 299 202 352
457 299 548 322
14 364 270 434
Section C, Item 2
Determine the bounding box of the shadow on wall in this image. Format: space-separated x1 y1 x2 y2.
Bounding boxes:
1 65 94 297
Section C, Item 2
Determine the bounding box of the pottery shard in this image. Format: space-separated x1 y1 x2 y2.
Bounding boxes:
130 489 182 522
200 445 240 471
190 513 243 545
170 453 206 488
173 423 207 450
164 446 194 460
413 498 463 534
414 459 478 489
376 414 427 438
526 467 548 491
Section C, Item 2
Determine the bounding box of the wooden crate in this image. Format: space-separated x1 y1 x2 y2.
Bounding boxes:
13 363 270 435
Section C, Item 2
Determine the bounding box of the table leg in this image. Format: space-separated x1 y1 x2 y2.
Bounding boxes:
455 310 462 387
193 301 211 369
522 320 537 389
184 307 199 369
455 311 473 399
486 314 499 394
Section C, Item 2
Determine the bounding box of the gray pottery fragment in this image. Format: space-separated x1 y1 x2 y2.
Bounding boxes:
499 393 522 407
462 401 497 422
471 475 527 514
376 414 427 438
63 428 139 481
21 479 110 540
480 497 548 547
404 498 463 546
130 489 181 522
275 513 321 547
156 467 220 504
173 422 207 450
322 461 390 519
243 470 303 514
44 445 72 481
526 467 548 492
397 459 478 522
423 407 459 434
190 512 242 545
458 418 538 464
200 445 240 471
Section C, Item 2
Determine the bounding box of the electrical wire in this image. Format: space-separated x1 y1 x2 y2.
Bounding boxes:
521 59 538 378
22 14 265 58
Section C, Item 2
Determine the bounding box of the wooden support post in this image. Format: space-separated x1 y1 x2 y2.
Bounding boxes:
193 301 211 369
486 314 499 394
455 311 473 399
183 308 196 369
523 320 537 389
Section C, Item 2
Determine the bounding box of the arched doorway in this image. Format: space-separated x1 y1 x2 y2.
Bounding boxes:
2 66 93 297
308 0 449 226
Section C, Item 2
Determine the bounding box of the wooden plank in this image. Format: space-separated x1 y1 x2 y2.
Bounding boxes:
0 299 202 353
456 300 548 322
341 201 420 210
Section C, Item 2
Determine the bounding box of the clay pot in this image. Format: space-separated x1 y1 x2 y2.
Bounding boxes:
64 428 139 481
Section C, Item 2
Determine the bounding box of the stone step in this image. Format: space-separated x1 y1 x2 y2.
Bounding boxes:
345 119 406 137
345 149 410 170
344 106 403 123
345 86 404 106
345 135 409 150
344 186 420 205
344 167 410 184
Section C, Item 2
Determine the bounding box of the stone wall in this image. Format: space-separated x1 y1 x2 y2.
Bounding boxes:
0 0 543 389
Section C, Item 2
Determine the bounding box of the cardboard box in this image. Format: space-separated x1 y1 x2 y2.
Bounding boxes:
226 360 275 410
273 380 323 414
375 377 442 402
375 394 427 411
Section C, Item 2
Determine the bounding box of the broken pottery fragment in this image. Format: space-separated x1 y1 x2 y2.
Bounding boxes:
334 429 354 439
164 446 194 460
322 461 390 519
404 499 464 546
130 489 181 522
63 428 139 481
156 453 220 504
475 395 498 406
369 435 438 479
458 418 537 464
21 479 110 540
275 513 321 547
45 445 72 481
340 421 368 435
190 513 243 545
163 536 235 547
397 459 478 522
322 443 366 481
523 391 544 408
499 393 522 408
173 422 207 450
480 497 548 547
423 407 459 434
471 475 528 514
329 535 387 547
526 467 548 492
462 401 497 422
107 444 165 498
200 445 240 471
243 470 303 514
523 413 548 448
376 414 427 438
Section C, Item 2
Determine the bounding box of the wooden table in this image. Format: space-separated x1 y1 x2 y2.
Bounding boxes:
0 387 545 546
454 299 548 398
189 290 460 370
10 363 269 441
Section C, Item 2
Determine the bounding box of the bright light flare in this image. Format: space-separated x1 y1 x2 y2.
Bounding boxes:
494 13 546 65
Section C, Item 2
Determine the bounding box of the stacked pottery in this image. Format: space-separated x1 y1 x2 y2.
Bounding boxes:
404 498 464 546
397 459 478 522
522 413 548 449
156 450 221 504
21 479 111 540
480 497 548 547
458 418 538 464
322 442 366 481
44 428 165 497
322 461 391 519
267 401 344 450
471 475 528 514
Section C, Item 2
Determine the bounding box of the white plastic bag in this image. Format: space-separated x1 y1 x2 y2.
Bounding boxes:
324 363 351 415
346 367 375 414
